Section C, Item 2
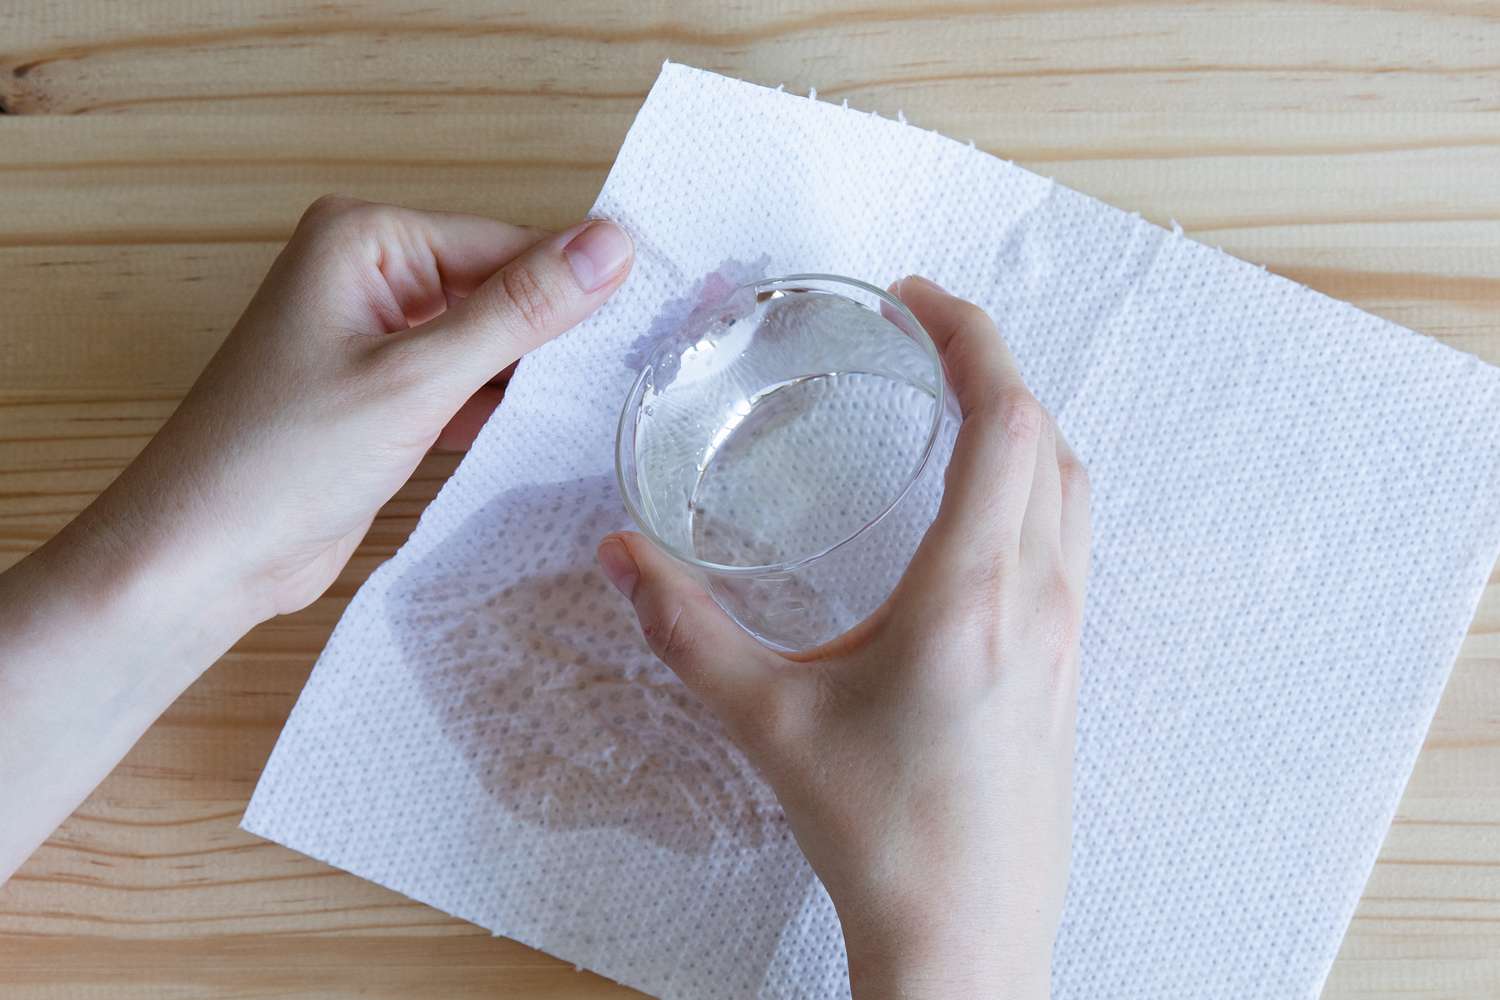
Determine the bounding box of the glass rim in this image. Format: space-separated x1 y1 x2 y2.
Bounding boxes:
614 272 948 577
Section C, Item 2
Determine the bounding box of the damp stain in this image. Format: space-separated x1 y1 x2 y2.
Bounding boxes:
389 473 788 856
621 255 772 371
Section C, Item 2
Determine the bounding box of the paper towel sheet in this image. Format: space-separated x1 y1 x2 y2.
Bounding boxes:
244 63 1500 999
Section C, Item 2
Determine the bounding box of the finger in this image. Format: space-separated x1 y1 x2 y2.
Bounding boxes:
597 532 785 724
390 218 634 394
895 275 1028 420
291 195 545 330
1021 412 1062 562
895 275 1043 572
380 208 549 327
1055 429 1092 588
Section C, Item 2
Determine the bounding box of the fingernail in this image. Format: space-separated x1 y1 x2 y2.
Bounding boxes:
597 537 639 599
565 221 633 292
901 274 949 295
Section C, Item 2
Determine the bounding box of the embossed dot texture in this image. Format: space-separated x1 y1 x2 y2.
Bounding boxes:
245 64 1500 1000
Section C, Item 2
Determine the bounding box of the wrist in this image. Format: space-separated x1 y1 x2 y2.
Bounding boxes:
838 899 1053 1000
14 479 262 689
845 941 1052 1000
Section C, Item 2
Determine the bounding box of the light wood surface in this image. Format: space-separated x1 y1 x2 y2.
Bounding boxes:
2 4 1498 997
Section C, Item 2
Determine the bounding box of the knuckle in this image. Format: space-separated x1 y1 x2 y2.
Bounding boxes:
1058 450 1091 494
640 595 695 666
1041 634 1081 699
998 393 1045 443
1042 567 1084 634
494 262 561 336
296 195 389 247
305 192 352 215
938 298 993 338
300 194 359 228
941 313 991 372
1043 567 1075 611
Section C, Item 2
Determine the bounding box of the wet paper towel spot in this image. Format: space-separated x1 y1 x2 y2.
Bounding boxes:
389 474 787 855
620 255 770 372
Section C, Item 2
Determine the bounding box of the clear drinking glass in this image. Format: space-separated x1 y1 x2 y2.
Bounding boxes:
616 274 958 652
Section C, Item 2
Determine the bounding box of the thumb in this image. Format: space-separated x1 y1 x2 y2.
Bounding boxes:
406 218 633 390
597 532 787 723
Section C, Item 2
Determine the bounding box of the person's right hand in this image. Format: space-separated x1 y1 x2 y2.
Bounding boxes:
596 276 1090 999
0 196 634 887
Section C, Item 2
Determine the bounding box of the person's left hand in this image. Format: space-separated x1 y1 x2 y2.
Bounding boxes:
100 196 635 624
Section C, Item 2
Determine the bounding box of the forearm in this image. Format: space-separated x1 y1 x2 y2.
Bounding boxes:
0 488 254 883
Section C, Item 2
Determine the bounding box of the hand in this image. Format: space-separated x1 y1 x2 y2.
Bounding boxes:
102 195 635 623
596 276 1089 999
0 196 633 883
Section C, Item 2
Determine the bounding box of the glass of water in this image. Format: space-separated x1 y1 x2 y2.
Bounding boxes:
615 274 958 652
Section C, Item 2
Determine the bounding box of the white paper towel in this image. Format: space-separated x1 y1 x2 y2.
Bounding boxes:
243 63 1500 998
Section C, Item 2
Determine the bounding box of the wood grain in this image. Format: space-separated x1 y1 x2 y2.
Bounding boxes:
1 3 1497 997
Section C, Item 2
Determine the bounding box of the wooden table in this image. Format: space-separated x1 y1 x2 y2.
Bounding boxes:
2 4 1497 997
